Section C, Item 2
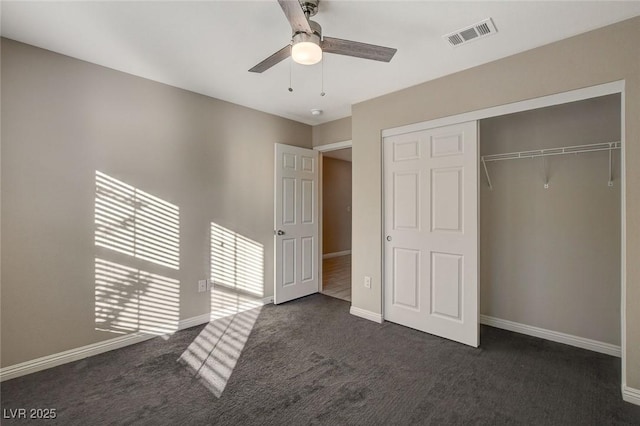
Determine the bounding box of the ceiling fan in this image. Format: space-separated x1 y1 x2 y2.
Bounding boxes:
249 0 397 73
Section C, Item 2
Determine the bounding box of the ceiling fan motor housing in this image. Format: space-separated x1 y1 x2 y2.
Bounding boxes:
292 19 322 47
293 31 320 47
293 19 322 39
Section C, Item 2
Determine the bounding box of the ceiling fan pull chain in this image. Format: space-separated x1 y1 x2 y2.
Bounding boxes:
320 57 326 96
288 57 294 92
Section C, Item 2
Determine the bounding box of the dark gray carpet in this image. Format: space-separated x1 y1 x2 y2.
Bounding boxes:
2 294 639 425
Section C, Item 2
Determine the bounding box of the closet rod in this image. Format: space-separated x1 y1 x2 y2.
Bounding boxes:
481 141 621 190
481 141 620 163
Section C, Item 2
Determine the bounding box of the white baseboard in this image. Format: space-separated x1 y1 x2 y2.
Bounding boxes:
623 385 640 406
350 306 383 324
323 250 351 259
0 332 156 382
480 315 621 357
178 313 212 330
0 295 274 382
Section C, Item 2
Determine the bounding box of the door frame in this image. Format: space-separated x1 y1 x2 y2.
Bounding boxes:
381 80 627 391
314 140 353 293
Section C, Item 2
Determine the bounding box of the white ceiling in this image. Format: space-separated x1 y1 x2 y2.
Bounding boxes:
2 1 639 125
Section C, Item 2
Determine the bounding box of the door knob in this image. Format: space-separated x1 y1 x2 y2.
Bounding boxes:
276 230 285 236
386 235 392 241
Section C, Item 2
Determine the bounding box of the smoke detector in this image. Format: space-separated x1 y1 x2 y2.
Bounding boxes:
311 109 323 116
443 18 498 47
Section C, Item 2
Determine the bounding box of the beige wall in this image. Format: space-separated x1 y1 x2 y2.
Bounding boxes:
322 157 352 255
351 17 640 388
480 95 621 345
0 39 311 367
312 116 352 147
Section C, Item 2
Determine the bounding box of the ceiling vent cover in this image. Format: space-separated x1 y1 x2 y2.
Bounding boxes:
443 18 498 47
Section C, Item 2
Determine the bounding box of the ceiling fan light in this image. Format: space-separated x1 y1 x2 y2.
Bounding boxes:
291 33 322 65
292 42 322 65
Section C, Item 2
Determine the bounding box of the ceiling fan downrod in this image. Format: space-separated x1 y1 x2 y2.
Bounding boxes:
299 0 319 19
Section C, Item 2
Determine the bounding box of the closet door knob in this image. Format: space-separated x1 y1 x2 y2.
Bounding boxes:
386 235 392 242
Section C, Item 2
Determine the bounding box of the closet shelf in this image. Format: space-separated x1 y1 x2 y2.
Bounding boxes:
481 141 621 190
481 141 620 163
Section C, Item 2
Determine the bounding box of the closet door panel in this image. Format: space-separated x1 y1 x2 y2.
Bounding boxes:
384 121 478 347
431 167 463 233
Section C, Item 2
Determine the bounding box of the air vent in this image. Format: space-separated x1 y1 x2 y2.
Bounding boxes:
443 18 498 47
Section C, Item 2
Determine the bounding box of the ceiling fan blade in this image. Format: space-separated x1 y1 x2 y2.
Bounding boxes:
277 0 312 34
321 37 397 62
249 45 291 73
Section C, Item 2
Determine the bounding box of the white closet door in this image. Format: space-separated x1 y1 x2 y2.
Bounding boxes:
383 121 479 347
274 143 319 304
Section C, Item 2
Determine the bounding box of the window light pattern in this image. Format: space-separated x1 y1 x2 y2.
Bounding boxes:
95 258 180 335
95 171 180 270
210 223 264 297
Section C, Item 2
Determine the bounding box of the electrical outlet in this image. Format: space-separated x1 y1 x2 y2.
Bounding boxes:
364 276 371 289
198 280 208 293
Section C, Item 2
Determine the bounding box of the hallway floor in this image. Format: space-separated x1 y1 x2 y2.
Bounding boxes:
321 254 351 302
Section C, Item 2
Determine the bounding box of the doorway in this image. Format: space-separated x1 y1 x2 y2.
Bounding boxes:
315 141 353 302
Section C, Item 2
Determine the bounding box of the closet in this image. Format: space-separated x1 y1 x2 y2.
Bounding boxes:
479 94 621 352
382 91 622 355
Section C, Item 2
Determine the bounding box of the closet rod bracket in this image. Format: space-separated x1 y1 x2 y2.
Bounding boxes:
481 157 493 190
608 142 614 187
542 156 549 189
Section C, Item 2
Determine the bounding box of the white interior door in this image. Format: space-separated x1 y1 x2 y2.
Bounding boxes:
383 121 479 347
274 143 319 304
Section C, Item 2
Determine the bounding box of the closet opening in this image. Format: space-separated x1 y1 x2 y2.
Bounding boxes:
478 93 622 356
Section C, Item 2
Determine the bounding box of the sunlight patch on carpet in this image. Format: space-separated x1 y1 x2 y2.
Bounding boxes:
179 305 262 397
